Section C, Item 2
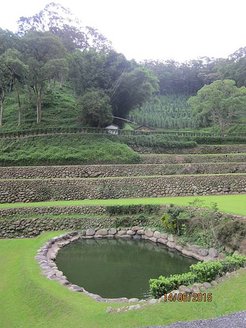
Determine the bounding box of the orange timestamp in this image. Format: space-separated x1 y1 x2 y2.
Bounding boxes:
163 292 212 302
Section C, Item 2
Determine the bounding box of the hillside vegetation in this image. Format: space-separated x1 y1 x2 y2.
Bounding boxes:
0 2 246 136
0 135 140 165
129 95 194 129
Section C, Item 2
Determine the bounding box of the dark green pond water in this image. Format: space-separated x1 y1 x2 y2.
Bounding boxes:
56 238 197 299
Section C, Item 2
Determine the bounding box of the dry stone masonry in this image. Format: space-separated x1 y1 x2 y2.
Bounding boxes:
0 163 245 179
0 174 245 203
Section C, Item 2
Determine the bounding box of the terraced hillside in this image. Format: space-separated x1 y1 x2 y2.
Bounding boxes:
0 143 246 238
0 144 245 203
1 141 246 328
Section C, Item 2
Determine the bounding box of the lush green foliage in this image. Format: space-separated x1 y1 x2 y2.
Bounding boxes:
143 58 219 95
161 205 188 235
221 254 246 272
190 255 246 282
0 4 157 129
1 85 78 131
188 80 246 134
150 272 197 297
159 202 246 250
190 261 223 282
111 67 159 123
1 3 246 132
150 254 246 298
79 89 113 127
0 135 140 165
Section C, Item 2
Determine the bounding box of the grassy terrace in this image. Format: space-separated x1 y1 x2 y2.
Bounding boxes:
1 232 246 328
0 135 140 165
1 194 246 216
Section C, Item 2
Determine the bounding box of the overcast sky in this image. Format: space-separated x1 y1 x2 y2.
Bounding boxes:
1 0 245 62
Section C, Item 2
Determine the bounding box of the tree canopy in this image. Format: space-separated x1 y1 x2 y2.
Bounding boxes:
0 2 245 130
79 89 113 127
188 80 246 134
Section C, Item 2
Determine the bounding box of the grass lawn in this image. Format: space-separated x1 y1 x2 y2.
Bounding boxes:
0 194 245 216
0 232 246 328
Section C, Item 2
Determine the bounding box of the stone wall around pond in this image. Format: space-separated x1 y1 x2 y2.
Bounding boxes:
36 229 222 304
0 174 245 203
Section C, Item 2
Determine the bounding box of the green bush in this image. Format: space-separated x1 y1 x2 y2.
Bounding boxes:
150 272 197 298
161 205 189 235
149 255 246 298
221 254 246 272
189 261 223 282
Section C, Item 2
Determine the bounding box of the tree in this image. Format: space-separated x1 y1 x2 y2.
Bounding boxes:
18 2 112 52
0 58 13 126
188 80 246 135
68 49 131 96
110 67 159 124
79 89 113 127
1 49 28 125
0 28 20 55
23 31 67 123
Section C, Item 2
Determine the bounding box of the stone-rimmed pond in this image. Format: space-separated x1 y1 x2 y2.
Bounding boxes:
56 238 197 299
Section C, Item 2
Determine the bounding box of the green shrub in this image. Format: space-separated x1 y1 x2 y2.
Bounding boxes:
161 205 189 235
190 261 223 282
150 255 246 298
150 272 197 298
221 254 246 272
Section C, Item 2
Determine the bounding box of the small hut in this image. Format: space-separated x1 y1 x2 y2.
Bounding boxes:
105 124 119 135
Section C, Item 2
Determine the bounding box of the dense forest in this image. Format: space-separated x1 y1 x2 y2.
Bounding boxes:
0 2 246 133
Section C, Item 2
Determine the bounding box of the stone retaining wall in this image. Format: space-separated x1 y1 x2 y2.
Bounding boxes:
141 153 246 164
133 144 246 154
0 216 115 238
0 175 245 203
0 205 106 218
0 163 245 179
